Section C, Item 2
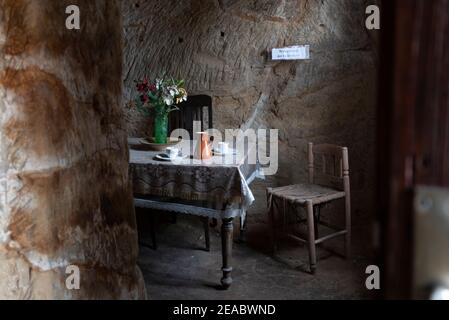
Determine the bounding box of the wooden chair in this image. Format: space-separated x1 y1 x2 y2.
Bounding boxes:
169 94 213 138
135 95 213 251
267 143 351 274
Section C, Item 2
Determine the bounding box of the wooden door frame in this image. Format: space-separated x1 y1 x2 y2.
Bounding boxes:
378 0 449 299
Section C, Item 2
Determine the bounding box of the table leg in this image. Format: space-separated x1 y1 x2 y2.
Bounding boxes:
201 217 211 252
221 218 234 289
149 213 157 250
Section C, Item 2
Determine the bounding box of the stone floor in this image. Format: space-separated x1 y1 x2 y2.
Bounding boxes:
138 203 376 300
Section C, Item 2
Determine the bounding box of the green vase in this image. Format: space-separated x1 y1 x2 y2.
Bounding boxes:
154 112 168 144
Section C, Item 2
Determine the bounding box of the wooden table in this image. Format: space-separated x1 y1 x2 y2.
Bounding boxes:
128 138 259 289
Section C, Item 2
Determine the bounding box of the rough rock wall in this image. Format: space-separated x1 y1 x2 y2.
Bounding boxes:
0 0 145 299
121 0 377 251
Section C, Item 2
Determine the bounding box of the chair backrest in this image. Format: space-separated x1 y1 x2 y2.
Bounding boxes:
308 143 350 192
169 95 213 138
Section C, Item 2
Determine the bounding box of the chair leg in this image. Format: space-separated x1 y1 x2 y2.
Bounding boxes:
306 201 317 274
170 213 178 224
282 198 288 236
201 217 211 252
210 218 218 228
314 206 320 239
345 195 351 259
267 191 278 255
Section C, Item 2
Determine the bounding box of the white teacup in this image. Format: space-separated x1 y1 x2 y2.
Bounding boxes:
217 142 229 154
166 147 179 159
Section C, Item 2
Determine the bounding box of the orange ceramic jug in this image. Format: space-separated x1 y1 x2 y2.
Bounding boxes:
195 132 212 160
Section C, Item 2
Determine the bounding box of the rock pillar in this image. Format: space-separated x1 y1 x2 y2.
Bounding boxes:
0 0 145 299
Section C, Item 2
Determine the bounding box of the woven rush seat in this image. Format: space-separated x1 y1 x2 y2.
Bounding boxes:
268 183 346 205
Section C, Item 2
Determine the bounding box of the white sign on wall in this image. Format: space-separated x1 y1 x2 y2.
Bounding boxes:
272 45 310 60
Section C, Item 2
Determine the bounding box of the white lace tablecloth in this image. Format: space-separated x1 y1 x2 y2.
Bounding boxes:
128 138 260 219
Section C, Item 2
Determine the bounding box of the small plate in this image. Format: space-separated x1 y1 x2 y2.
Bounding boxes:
154 154 187 162
213 149 238 156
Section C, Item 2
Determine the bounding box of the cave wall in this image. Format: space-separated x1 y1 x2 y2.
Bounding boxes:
121 0 378 252
0 0 145 299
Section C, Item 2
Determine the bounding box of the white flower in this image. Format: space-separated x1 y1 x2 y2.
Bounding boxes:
163 96 174 106
156 79 163 90
168 86 179 97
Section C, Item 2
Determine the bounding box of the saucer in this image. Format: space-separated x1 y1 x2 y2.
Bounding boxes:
155 154 187 162
213 149 237 156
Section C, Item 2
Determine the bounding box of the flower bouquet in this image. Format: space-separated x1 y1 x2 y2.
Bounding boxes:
134 76 188 144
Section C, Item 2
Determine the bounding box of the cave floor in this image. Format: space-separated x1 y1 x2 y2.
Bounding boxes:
138 211 375 300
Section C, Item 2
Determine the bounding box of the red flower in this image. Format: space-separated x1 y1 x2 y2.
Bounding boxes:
136 83 147 93
140 94 149 103
136 77 151 93
149 84 157 92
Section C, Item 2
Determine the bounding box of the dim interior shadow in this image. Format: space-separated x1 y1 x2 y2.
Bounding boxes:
138 244 223 290
140 268 219 290
244 221 347 273
270 247 339 274
137 211 213 251
139 238 210 252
